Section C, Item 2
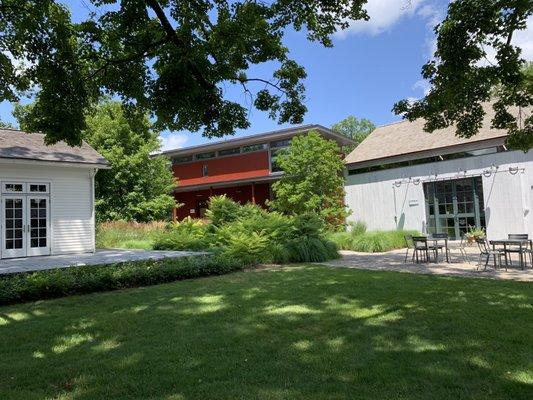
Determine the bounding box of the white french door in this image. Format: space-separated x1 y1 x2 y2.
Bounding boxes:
1 195 50 258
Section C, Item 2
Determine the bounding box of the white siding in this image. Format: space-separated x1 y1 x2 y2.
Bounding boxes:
0 163 95 255
345 150 533 239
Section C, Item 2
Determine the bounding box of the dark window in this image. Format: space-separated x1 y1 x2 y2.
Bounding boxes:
196 152 216 160
270 148 286 172
172 155 193 164
202 165 208 177
218 147 241 156
242 144 265 153
29 184 48 192
270 139 291 149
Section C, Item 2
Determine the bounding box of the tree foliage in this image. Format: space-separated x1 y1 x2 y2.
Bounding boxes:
15 100 177 222
331 115 375 148
0 0 368 145
0 119 14 128
270 131 348 228
394 0 533 151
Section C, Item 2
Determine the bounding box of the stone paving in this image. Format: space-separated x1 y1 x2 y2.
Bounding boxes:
0 249 208 275
320 247 533 282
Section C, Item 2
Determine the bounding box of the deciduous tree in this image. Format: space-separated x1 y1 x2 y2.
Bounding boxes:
331 116 375 150
394 0 533 151
16 100 177 221
270 131 348 228
0 0 367 145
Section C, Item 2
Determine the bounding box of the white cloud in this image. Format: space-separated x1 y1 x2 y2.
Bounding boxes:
158 133 188 152
413 79 431 96
337 0 427 37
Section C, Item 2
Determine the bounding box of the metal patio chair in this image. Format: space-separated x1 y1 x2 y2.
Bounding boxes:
505 234 531 267
447 234 470 263
412 236 438 263
404 234 415 263
476 237 505 271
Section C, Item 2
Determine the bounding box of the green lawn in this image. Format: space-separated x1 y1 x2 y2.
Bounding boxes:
1 266 532 400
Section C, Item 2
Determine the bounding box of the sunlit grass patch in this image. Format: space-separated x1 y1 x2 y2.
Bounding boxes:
0 265 531 400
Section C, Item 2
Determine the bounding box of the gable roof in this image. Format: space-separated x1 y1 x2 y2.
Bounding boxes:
0 128 109 167
159 124 355 157
345 104 529 168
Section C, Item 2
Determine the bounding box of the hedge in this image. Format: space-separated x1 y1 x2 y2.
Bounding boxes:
0 255 245 306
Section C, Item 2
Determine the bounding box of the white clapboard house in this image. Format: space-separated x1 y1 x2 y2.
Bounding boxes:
0 128 108 259
345 106 533 240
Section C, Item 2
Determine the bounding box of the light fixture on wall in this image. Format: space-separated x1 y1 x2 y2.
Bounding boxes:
412 178 421 185
509 166 520 175
394 180 402 187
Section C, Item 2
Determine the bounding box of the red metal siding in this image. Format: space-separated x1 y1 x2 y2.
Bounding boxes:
173 151 270 187
174 183 271 220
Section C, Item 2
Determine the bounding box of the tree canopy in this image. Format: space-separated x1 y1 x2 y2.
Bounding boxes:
0 0 367 145
394 0 533 151
270 131 348 228
16 99 177 222
331 116 375 147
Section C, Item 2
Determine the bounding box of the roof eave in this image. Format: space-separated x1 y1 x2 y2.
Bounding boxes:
0 157 111 169
156 125 355 157
345 136 507 169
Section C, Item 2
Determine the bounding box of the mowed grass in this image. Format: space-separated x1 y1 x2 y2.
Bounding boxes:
0 266 532 400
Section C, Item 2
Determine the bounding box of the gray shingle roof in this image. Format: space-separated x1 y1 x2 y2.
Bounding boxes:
345 104 530 167
0 129 108 167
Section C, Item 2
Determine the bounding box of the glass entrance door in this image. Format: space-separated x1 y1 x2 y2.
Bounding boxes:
1 196 50 258
424 177 485 239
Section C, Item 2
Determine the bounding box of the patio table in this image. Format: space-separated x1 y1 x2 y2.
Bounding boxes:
490 239 532 270
427 237 449 263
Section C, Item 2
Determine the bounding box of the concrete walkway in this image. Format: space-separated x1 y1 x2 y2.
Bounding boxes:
0 249 208 275
320 248 533 282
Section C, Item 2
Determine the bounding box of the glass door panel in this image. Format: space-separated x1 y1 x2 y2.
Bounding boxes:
27 196 50 256
2 197 26 258
424 177 485 239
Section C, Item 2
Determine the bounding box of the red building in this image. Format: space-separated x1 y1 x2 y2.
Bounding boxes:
161 125 354 220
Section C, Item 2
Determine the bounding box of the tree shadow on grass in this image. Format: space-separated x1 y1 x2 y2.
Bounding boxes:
0 265 532 400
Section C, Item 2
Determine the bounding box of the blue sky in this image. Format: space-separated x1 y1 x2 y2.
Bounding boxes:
1 1 531 151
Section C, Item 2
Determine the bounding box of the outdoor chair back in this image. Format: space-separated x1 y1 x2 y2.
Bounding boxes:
404 235 414 248
508 234 528 240
412 236 428 249
475 237 491 254
430 233 448 239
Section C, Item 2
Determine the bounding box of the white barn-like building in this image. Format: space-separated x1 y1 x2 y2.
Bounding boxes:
344 107 533 240
0 129 108 259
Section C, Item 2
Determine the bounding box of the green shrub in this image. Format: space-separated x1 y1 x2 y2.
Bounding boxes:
285 237 339 263
348 220 367 236
292 213 325 237
350 230 419 253
153 217 213 251
218 230 271 265
327 231 354 250
205 195 243 226
155 199 339 264
0 255 245 305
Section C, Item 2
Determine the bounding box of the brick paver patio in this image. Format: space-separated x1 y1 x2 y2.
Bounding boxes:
320 247 533 282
